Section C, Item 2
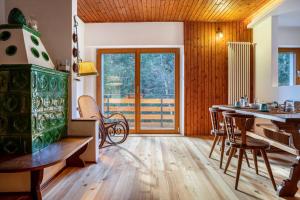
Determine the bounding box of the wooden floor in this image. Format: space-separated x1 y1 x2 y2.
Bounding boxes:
43 136 300 200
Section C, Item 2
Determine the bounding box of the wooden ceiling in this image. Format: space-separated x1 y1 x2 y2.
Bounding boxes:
78 0 273 23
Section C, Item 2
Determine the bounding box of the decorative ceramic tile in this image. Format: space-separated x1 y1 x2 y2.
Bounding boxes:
0 64 68 154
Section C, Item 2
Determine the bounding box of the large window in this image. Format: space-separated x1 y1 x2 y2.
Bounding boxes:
278 48 300 86
97 48 180 134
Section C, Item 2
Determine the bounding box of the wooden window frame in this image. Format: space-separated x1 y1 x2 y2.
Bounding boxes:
97 48 180 134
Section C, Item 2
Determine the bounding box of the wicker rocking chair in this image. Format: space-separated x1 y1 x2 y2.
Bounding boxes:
78 95 129 148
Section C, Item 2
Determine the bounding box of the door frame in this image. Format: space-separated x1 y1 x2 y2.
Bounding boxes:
96 48 180 134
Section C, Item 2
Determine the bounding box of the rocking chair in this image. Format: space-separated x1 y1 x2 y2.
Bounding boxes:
78 95 129 148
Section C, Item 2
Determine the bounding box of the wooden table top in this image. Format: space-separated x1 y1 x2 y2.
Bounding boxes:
216 105 300 123
0 137 93 173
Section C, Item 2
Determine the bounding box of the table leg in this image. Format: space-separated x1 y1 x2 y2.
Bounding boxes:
272 121 300 197
66 143 88 167
31 169 44 200
277 157 300 197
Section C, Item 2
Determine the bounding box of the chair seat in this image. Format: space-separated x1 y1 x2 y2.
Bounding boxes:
211 129 242 136
230 136 270 149
211 129 226 136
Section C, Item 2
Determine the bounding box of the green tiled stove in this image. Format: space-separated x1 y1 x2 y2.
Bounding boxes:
0 9 68 154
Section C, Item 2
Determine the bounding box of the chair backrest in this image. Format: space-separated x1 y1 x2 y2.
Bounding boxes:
222 111 254 144
78 95 102 119
209 107 222 131
78 95 107 136
209 107 224 133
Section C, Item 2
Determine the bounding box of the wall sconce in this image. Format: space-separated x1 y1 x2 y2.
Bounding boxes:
216 28 224 40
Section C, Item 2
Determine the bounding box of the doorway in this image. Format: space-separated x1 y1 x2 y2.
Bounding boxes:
97 48 180 134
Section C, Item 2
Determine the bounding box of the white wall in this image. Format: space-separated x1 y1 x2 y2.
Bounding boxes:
82 22 185 133
278 27 300 47
251 0 300 103
253 15 300 103
0 0 4 24
277 26 300 102
85 22 184 46
253 16 278 102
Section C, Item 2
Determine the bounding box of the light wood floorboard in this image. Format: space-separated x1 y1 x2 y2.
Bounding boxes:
43 136 300 200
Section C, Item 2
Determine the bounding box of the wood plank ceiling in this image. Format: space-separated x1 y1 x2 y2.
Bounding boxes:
78 0 272 23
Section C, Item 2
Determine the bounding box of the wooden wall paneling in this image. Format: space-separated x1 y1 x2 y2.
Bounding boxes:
196 22 202 136
184 22 190 135
201 22 206 136
205 23 210 136
191 22 196 136
184 22 252 136
196 22 201 136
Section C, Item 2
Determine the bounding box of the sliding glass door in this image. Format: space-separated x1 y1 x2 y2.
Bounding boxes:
97 48 179 134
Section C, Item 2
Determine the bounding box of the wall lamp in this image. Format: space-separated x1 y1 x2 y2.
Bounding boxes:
216 27 224 40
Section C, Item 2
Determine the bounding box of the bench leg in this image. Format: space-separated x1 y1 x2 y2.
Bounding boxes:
31 169 44 200
66 143 88 167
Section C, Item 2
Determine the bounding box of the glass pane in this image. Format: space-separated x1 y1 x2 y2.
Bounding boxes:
140 53 176 130
102 53 135 129
278 52 295 86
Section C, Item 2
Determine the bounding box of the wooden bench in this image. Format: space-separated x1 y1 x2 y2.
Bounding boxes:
0 136 93 200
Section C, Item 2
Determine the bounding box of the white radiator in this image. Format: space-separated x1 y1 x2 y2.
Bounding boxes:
228 42 253 104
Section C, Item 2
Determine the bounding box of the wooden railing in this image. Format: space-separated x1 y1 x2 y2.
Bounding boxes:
103 96 175 129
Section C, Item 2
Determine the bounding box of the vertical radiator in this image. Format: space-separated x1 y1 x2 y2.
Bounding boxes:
228 42 253 104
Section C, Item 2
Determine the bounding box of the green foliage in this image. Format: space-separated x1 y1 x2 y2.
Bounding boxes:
103 53 135 97
141 53 175 98
278 53 291 86
103 53 175 98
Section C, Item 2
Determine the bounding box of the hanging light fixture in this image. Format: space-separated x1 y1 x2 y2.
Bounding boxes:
73 15 98 76
216 27 224 40
78 62 98 76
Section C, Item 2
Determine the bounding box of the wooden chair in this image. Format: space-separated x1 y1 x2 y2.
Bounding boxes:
209 108 250 169
222 111 277 191
209 107 228 169
78 95 129 148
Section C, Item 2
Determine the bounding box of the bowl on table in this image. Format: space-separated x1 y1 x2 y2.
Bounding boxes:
234 101 241 108
259 103 269 112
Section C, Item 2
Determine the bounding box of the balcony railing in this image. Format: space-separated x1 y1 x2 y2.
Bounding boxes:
103 94 175 129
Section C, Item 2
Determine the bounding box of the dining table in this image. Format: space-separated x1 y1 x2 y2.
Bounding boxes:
214 105 300 197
